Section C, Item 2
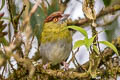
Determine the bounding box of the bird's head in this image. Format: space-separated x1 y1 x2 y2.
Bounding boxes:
44 11 69 24
41 11 72 43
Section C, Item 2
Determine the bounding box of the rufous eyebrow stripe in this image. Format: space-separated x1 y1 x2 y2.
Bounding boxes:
44 11 63 22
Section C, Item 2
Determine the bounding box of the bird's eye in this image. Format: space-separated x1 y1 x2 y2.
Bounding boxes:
53 18 58 22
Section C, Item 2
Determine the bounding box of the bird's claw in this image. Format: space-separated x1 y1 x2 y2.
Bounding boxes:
43 63 51 69
63 62 69 70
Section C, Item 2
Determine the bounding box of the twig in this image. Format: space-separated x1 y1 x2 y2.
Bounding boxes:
97 14 120 26
7 0 14 25
24 35 34 58
8 23 11 42
67 3 120 27
68 48 79 64
2 65 6 77
8 60 15 72
17 5 26 20
10 65 89 79
45 0 50 7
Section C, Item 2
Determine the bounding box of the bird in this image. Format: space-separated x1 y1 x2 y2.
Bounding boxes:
39 11 72 67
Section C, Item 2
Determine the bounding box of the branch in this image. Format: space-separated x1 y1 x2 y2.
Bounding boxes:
36 67 88 79
67 4 120 27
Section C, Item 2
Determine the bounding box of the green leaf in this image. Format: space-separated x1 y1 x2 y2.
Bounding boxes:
84 37 89 49
47 0 60 15
85 35 96 50
73 35 96 50
103 0 111 7
65 26 88 38
99 41 119 56
0 37 9 46
30 3 46 43
73 40 85 49
0 0 5 10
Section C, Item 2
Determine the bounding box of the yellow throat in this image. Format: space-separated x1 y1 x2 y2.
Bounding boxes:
40 22 72 43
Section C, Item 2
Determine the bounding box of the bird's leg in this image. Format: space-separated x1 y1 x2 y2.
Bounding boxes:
43 63 51 69
62 61 69 70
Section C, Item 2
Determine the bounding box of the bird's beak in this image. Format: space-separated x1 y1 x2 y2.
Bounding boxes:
59 14 70 22
62 14 70 19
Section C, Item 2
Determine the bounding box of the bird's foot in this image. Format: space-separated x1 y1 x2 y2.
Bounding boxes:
43 63 51 69
63 61 69 70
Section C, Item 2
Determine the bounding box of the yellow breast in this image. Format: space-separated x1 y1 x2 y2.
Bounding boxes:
40 22 72 43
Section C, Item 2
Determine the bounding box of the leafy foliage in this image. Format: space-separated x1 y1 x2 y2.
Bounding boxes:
103 0 112 6
64 26 88 38
66 25 118 56
65 26 95 50
99 41 119 56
